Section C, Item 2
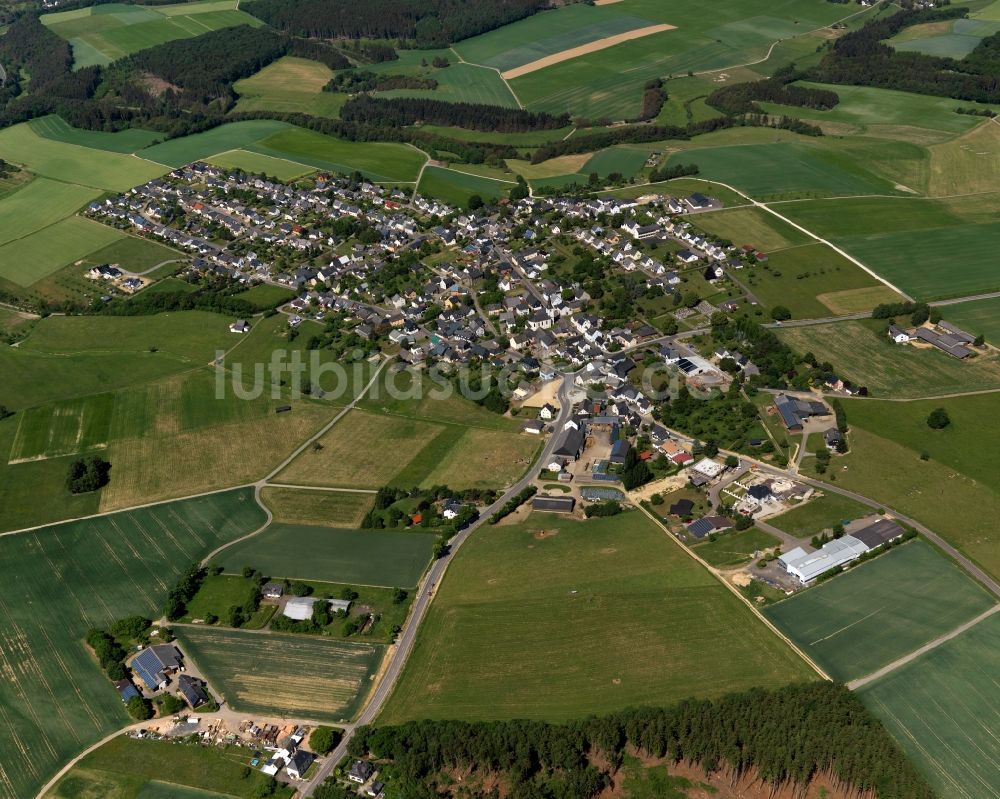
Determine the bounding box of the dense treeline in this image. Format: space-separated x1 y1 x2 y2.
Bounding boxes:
98 282 260 318
340 95 571 132
242 0 546 46
810 6 1000 103
0 15 72 92
648 162 699 182
638 78 667 121
324 71 437 93
288 38 352 70
164 564 206 620
342 683 934 799
707 70 839 115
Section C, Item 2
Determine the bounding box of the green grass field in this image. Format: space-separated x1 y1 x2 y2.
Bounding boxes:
28 115 161 153
693 207 810 252
0 177 102 247
769 492 873 537
776 320 1000 398
206 149 316 180
179 574 274 627
215 523 436 587
137 120 291 168
233 56 345 118
0 489 266 799
232 283 295 309
375 61 520 108
48 736 294 799
42 1 262 68
80 236 184 273
174 626 382 721
418 165 514 204
380 510 814 723
859 611 1000 799
938 296 1000 344
764 540 996 682
582 145 652 178
0 216 126 287
890 17 1000 59
260 487 373 528
691 527 780 567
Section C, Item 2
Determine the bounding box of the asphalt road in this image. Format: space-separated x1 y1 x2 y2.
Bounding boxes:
300 377 575 795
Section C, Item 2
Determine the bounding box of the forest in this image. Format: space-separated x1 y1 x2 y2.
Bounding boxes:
707 69 840 115
241 0 547 46
333 683 933 799
324 71 438 93
810 5 1000 102
339 95 571 132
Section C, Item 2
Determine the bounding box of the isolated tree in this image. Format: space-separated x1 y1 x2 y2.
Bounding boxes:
127 695 152 721
974 333 985 346
467 194 484 210
66 456 111 494
310 725 342 754
926 407 950 429
770 305 792 321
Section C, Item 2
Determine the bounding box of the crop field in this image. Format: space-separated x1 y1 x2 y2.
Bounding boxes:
175 626 383 721
693 207 810 252
776 320 1000 398
939 296 1000 344
691 527 780 568
412 426 539 489
217 523 436 587
205 149 316 180
247 128 426 183
890 17 1000 59
260 486 373 527
582 145 652 178
377 63 519 108
233 56 345 118
0 121 165 191
49 736 294 799
137 120 291 168
42 1 262 68
0 217 126 287
417 165 513 204
0 178 102 247
926 119 1000 196
0 489 265 799
764 540 996 682
859 612 1000 799
769 492 872 537
380 510 814 723
28 115 161 153
8 393 114 462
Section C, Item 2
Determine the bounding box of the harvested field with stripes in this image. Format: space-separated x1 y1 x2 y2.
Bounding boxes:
0 488 266 799
175 626 382 721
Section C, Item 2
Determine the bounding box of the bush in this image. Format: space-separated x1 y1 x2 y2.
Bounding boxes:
926 407 950 429
66 456 111 493
310 725 342 754
770 305 792 321
127 695 153 720
157 693 185 716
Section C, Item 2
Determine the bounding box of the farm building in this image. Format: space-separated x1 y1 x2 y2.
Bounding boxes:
229 319 251 333
779 536 869 583
581 487 625 502
522 419 544 435
552 425 585 459
773 394 829 432
532 496 576 513
283 596 353 621
914 326 972 358
177 674 209 708
130 644 182 691
113 678 140 703
687 515 733 539
850 517 905 550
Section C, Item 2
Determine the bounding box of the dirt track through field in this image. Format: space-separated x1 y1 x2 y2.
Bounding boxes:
501 24 676 79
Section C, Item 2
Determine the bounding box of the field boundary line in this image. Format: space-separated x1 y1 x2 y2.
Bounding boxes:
634 503 832 681
847 603 1000 690
435 166 518 184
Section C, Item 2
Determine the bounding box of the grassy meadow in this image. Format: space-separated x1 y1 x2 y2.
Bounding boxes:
174 626 382 721
233 56 345 118
769 492 873 537
764 540 996 682
0 489 265 799
939 296 1000 344
859 611 1000 799
379 510 814 723
260 487 374 527
417 165 514 205
691 527 780 568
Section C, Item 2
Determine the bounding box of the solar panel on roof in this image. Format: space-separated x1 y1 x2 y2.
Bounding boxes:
131 649 164 690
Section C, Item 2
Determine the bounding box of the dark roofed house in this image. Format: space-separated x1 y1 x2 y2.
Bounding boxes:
177 674 209 708
773 394 828 432
669 498 694 517
349 761 376 784
686 515 733 539
747 484 771 501
262 582 284 599
609 439 631 465
851 518 904 550
287 750 316 780
824 427 842 449
532 496 576 513
553 425 585 459
113 678 140 703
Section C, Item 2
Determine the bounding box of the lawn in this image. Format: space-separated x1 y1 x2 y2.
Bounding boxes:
0 122 165 191
79 236 185 272
379 510 814 723
776 320 1000 398
247 128 427 183
179 574 274 628
769 491 873 537
260 486 373 528
28 114 161 154
174 626 383 722
48 736 294 799
0 489 266 799
417 165 514 205
205 149 316 181
233 56 345 118
939 295 1000 345
859 611 1000 799
42 1 262 68
137 120 291 168
216 523 436 587
691 527 780 568
764 540 996 682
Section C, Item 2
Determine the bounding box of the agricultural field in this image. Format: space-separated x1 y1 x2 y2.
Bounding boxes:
216 523 436 587
42 0 263 69
889 16 1000 59
691 527 780 568
859 611 1000 799
582 145 653 178
926 118 1000 196
776 320 1000 398
231 283 296 309
78 236 185 274
939 296 1000 344
260 486 374 528
205 150 316 181
246 127 427 183
370 55 520 108
47 736 294 799
174 626 383 721
693 207 810 253
769 492 872 537
0 217 126 288
233 56 345 118
764 540 997 682
379 510 814 723
28 115 161 154
0 178 102 247
137 120 291 168
0 489 265 799
417 165 513 205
